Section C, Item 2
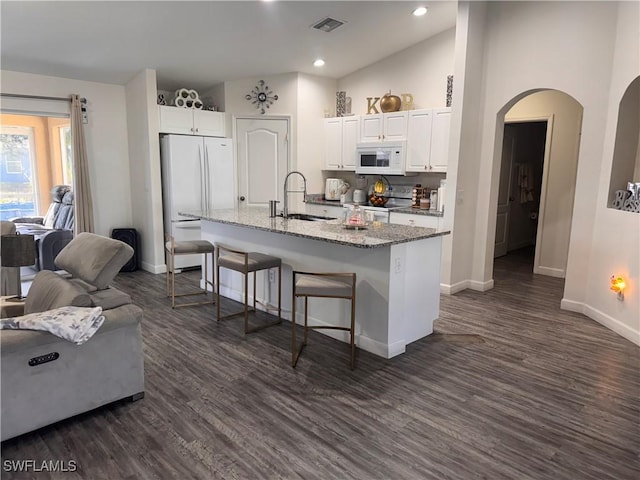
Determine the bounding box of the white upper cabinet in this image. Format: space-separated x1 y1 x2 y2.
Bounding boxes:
383 111 409 141
159 106 226 137
405 107 451 173
324 118 343 170
360 111 408 142
324 116 360 171
406 109 434 171
360 114 383 142
429 108 451 172
341 116 360 170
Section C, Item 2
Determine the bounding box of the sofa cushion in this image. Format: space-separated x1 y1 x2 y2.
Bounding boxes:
24 271 92 315
54 233 133 290
88 287 132 310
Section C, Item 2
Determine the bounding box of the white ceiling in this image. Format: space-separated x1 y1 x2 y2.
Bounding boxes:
0 1 457 92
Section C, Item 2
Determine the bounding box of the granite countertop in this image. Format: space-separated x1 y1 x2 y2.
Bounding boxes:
180 207 450 249
305 194 444 217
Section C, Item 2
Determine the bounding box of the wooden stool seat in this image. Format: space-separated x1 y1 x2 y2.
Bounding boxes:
292 271 356 369
165 235 215 309
216 244 282 334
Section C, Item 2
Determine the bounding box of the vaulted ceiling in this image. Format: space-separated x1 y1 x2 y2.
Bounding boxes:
0 1 457 91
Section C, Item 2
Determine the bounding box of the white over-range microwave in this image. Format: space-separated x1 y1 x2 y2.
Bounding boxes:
355 141 406 175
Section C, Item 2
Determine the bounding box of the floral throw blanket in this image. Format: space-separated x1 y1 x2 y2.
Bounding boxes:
0 306 105 345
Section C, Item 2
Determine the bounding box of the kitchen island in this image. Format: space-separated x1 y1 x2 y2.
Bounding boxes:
182 207 450 359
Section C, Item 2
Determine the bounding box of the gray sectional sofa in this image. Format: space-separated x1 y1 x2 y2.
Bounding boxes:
0 233 145 441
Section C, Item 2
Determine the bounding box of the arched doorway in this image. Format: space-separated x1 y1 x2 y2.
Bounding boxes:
489 90 583 282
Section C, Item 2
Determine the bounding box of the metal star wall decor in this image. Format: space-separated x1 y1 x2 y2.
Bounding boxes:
245 80 279 114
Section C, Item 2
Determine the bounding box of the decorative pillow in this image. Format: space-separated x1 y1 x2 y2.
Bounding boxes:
24 270 92 315
54 233 133 290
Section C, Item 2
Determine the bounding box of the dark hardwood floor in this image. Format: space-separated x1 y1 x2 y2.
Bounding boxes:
2 251 639 479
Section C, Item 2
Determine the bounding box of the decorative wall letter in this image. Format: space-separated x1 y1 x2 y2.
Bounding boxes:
401 93 414 111
367 97 380 114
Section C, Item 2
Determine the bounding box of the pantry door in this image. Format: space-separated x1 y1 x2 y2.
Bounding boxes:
235 117 290 207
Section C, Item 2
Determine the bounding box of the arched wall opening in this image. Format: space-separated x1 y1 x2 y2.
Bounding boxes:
483 89 584 286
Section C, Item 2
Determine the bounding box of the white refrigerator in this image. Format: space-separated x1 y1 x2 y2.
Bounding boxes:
160 134 235 270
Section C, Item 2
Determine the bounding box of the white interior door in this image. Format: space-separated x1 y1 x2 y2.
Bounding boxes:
236 117 289 207
495 126 516 258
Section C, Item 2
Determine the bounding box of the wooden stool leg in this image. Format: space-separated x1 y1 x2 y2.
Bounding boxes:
277 265 282 321
171 253 176 309
350 296 356 370
253 271 257 313
243 270 249 334
292 292 297 367
303 297 309 345
216 252 221 322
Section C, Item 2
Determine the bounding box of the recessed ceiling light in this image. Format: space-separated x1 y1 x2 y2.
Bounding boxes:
313 59 325 67
413 7 428 17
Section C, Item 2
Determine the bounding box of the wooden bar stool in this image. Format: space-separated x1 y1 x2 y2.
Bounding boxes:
216 244 281 334
165 235 215 309
291 271 357 369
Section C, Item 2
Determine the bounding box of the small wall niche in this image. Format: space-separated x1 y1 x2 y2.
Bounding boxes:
608 76 640 212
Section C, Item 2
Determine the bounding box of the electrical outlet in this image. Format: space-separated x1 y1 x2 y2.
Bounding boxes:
269 269 275 282
394 257 402 273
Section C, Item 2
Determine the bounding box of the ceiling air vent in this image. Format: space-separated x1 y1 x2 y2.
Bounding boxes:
312 17 345 33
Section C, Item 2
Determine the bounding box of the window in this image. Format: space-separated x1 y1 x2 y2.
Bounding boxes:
0 126 38 220
59 125 73 186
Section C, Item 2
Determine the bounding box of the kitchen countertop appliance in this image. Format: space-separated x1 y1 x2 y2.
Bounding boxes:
325 178 349 201
352 176 368 205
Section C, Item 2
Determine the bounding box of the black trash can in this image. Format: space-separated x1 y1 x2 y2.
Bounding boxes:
111 228 139 272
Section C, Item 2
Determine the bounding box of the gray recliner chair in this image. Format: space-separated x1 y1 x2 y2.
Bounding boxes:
12 185 74 271
1 232 145 441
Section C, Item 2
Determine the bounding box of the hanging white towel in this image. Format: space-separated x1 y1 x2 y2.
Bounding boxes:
517 164 535 203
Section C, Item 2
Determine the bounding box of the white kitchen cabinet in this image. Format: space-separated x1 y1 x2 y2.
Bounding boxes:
305 203 344 220
323 116 360 170
390 212 441 230
159 105 226 137
405 107 451 173
429 108 451 172
360 111 408 142
406 109 433 171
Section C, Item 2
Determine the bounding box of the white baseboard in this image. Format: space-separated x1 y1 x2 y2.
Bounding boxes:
535 266 565 278
440 280 469 295
469 279 494 291
440 279 494 295
142 262 166 274
561 299 639 346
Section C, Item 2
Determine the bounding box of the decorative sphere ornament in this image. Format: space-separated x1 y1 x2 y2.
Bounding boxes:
380 91 402 112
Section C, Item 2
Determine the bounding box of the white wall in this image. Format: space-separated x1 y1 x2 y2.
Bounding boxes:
440 1 488 293
223 73 298 117
296 73 337 194
338 28 456 114
0 70 132 237
451 1 638 344
505 91 582 277
573 1 639 344
125 69 165 273
220 72 336 199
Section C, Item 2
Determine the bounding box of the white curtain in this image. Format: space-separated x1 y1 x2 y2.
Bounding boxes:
70 94 94 234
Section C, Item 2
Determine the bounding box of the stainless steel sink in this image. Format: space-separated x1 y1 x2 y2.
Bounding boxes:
280 213 336 222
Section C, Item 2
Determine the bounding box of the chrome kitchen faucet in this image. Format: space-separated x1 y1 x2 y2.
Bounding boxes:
283 171 307 218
